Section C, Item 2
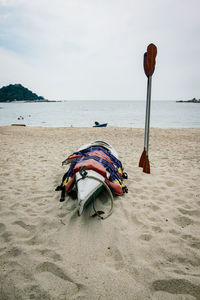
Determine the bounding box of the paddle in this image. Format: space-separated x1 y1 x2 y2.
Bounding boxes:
139 43 157 173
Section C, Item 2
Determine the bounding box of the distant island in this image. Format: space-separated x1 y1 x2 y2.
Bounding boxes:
176 98 200 103
0 84 54 102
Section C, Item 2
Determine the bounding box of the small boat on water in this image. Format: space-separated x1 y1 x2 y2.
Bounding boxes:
56 141 128 218
93 121 108 127
11 124 26 127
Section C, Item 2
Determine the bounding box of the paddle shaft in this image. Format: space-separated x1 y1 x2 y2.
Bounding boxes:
144 76 152 156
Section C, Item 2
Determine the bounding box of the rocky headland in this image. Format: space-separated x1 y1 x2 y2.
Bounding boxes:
176 97 200 103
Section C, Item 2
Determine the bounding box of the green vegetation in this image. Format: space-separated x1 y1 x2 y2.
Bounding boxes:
0 84 44 102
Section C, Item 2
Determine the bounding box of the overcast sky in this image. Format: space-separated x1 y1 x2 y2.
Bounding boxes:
0 0 199 100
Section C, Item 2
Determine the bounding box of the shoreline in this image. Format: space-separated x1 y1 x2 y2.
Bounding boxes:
1 124 200 129
0 126 200 299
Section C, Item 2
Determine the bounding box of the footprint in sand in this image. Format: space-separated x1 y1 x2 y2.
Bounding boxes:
181 234 200 250
169 229 180 236
178 208 200 218
1 231 12 243
35 248 62 262
152 278 200 300
165 181 176 187
13 220 35 232
174 216 193 227
152 226 163 233
6 246 22 257
35 261 84 296
0 223 8 245
139 233 153 241
0 223 6 233
151 204 160 212
131 214 146 227
105 246 124 271
36 261 74 282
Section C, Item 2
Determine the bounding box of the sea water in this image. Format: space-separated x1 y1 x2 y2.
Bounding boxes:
0 100 199 128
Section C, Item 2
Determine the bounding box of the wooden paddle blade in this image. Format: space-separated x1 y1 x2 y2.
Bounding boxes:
143 155 150 174
146 43 157 76
139 148 146 167
143 52 149 78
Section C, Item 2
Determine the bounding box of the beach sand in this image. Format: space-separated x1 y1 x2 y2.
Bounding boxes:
0 126 200 300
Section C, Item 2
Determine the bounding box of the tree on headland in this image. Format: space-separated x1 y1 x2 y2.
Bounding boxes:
0 84 44 102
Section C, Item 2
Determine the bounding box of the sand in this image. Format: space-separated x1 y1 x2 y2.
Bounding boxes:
0 126 200 300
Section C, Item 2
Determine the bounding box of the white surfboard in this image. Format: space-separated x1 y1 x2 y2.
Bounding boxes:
75 141 117 215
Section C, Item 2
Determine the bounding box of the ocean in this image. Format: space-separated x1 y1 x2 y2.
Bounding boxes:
0 100 199 128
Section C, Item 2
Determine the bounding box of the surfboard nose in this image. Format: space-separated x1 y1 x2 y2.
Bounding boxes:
76 170 106 215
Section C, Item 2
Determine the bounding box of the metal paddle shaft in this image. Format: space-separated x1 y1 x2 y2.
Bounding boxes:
145 76 152 155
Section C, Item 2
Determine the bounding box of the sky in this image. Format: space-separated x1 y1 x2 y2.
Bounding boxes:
0 0 200 101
